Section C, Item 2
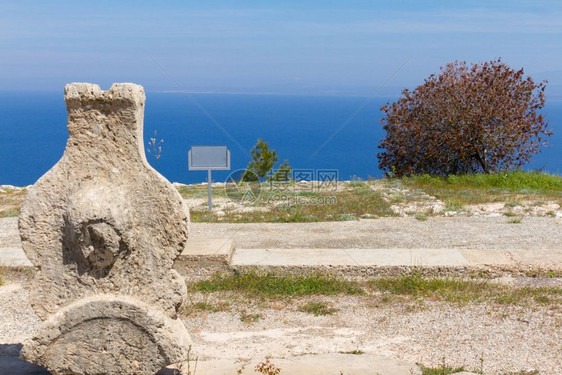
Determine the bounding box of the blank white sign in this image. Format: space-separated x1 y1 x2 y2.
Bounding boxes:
188 146 230 170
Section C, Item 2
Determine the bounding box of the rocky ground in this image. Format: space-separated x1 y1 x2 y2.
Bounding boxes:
182 292 561 374
1 276 561 374
177 180 562 220
1 180 561 374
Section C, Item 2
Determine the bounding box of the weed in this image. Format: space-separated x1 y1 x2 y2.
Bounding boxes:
419 357 467 375
402 171 562 206
188 181 395 223
369 273 561 306
349 176 367 188
507 216 524 224
0 188 27 218
337 213 357 221
179 300 230 316
339 350 364 355
503 211 517 217
255 359 281 375
192 272 365 298
240 310 262 324
444 199 464 211
545 210 556 217
299 302 338 316
173 345 198 375
419 364 466 375
0 266 36 284
147 130 164 168
406 170 562 192
415 212 428 221
192 272 561 306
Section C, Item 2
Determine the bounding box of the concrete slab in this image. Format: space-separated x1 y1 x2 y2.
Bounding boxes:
231 248 471 267
2 244 561 272
508 248 562 268
347 248 470 266
174 239 234 274
0 247 32 267
171 354 421 375
1 349 421 375
458 249 515 265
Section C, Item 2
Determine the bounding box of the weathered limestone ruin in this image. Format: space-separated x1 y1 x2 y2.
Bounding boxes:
18 83 191 374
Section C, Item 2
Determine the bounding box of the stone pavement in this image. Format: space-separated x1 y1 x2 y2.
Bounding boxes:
4 240 561 271
173 353 423 375
231 247 562 269
0 345 483 375
1 217 561 271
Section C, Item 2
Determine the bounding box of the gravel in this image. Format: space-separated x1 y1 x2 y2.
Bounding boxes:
0 283 40 344
189 216 562 250
1 215 561 374
1 274 561 374
183 293 562 375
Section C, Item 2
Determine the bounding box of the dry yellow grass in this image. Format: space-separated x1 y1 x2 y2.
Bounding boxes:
0 188 27 218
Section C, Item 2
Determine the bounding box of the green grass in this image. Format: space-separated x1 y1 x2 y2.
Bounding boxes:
420 364 467 375
298 301 338 316
191 272 561 307
507 216 524 224
240 310 262 324
178 299 232 317
5 172 560 223
191 272 365 298
184 180 396 223
369 273 561 306
402 171 562 207
404 170 562 192
415 212 429 221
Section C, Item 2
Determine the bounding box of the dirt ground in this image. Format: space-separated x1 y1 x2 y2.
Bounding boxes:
1 279 561 375
1 181 561 374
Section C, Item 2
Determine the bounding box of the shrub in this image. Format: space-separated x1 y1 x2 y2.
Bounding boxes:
378 59 551 176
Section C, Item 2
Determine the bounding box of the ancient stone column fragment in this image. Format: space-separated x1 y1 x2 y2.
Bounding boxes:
19 83 191 375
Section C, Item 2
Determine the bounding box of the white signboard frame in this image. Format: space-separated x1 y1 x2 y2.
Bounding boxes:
188 146 230 171
188 146 231 211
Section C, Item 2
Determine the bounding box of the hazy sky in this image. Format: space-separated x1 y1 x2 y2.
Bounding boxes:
1 0 561 96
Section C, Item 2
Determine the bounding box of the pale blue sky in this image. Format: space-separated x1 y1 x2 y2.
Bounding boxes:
1 0 561 96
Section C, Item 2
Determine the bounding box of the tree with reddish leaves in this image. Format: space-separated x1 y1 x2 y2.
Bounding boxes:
378 59 551 176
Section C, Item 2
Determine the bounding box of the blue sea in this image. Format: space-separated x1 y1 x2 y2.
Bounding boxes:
1 92 560 186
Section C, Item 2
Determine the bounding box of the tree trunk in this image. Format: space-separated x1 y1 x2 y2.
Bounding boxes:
476 149 490 174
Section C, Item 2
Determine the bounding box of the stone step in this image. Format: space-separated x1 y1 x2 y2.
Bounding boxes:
174 239 234 276
162 353 422 375
0 247 33 267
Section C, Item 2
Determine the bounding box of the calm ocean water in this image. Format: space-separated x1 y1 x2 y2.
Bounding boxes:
1 92 560 186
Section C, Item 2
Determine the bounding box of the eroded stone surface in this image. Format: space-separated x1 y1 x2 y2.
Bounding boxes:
19 83 189 320
18 83 191 374
21 295 191 375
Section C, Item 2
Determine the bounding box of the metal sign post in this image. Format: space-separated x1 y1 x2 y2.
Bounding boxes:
188 146 231 211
